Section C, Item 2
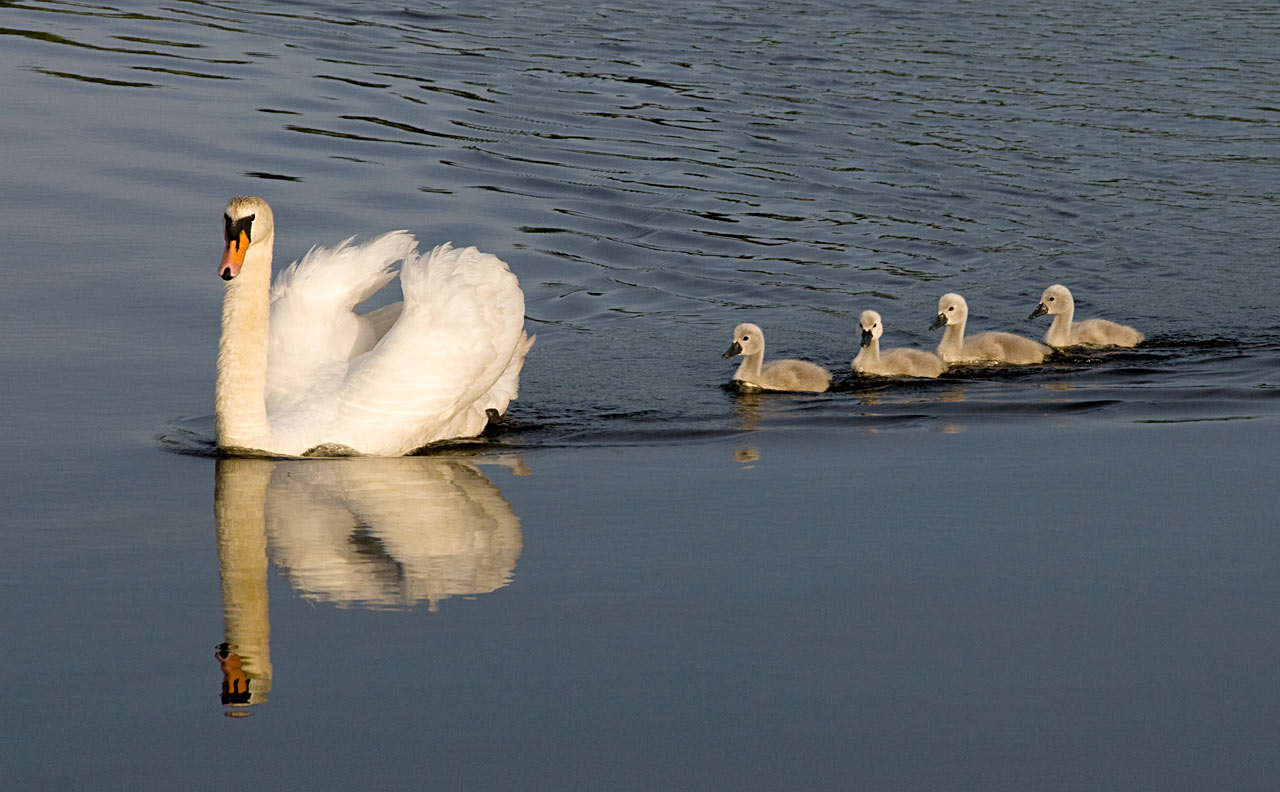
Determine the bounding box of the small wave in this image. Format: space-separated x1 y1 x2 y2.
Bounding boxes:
157 415 218 457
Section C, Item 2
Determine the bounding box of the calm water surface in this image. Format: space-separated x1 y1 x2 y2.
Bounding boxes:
2 0 1278 789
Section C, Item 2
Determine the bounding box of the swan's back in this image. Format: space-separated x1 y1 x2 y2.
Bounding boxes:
759 359 831 392
1068 318 1145 347
871 347 946 378
964 331 1050 365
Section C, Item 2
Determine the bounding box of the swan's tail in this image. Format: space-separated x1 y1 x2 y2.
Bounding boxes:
479 331 535 417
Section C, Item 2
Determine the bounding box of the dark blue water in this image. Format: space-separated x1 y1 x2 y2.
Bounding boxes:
2 1 1278 789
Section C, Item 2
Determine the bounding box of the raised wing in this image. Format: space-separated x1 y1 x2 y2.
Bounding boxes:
266 232 416 414
330 243 530 454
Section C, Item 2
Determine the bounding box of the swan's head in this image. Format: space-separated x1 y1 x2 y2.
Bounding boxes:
1029 284 1073 320
858 310 883 348
930 293 967 331
723 322 765 359
219 195 276 281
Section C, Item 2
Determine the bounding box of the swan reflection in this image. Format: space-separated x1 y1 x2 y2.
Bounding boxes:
212 455 524 713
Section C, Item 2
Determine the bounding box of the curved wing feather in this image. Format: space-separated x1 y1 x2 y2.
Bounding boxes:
330 243 530 454
266 232 416 413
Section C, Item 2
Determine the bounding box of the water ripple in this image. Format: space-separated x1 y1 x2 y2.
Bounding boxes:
5 0 1278 445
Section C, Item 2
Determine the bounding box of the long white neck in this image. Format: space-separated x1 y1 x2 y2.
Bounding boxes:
937 320 965 361
1045 304 1075 347
215 238 274 451
734 348 764 384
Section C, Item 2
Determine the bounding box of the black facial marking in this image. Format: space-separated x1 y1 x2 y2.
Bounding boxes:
223 213 255 251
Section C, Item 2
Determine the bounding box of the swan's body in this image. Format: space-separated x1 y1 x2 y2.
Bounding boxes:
1029 284 1144 348
852 310 945 378
722 322 830 393
215 196 534 456
930 293 1049 365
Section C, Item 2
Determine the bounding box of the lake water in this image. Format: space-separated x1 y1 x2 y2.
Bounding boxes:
2 0 1278 788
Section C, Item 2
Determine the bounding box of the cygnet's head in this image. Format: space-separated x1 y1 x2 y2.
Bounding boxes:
220 195 276 281
1029 284 1074 320
723 322 765 359
930 293 968 331
858 310 883 348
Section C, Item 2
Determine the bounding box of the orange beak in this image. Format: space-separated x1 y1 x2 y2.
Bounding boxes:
220 230 250 280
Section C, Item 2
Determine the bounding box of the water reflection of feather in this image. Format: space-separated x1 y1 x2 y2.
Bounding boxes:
212 456 524 712
261 458 523 610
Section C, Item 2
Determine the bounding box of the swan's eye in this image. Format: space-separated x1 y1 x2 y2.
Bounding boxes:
742 336 749 341
224 213 255 250
947 306 954 311
1048 296 1055 302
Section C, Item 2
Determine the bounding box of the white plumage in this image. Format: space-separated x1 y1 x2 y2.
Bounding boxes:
215 196 534 456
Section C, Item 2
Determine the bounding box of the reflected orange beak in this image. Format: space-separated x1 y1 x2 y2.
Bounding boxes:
220 231 250 280
216 644 252 705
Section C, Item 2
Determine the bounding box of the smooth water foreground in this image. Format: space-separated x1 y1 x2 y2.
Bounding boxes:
2 1 1278 789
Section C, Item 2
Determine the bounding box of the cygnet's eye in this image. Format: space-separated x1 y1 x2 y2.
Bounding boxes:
947 306 954 311
1048 296 1055 302
742 335 749 341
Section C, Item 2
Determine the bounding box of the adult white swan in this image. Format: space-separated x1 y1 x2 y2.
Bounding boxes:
215 196 534 456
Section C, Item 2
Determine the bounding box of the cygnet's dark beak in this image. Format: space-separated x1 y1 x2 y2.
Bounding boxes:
928 313 947 331
1028 303 1048 321
722 341 743 359
860 328 873 348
